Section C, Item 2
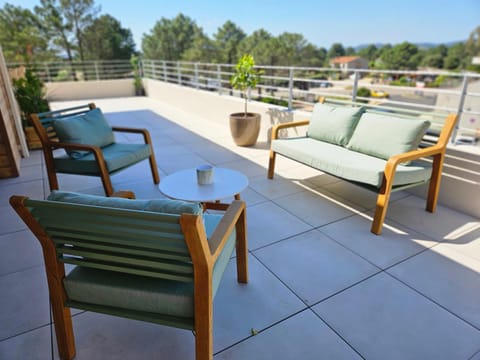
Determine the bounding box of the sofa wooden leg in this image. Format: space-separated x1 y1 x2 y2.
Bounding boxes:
267 151 276 179
426 153 444 213
371 181 393 235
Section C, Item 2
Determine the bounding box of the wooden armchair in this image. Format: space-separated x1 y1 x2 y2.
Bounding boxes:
30 103 160 196
10 191 248 360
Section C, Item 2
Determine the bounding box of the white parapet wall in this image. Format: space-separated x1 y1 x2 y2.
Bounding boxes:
45 79 135 101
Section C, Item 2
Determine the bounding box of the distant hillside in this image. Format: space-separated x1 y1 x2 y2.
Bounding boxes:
355 40 465 50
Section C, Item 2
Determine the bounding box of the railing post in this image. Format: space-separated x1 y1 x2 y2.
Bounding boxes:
451 75 468 143
288 67 294 111
351 71 359 102
194 62 199 89
217 64 222 94
94 61 99 80
177 61 182 85
163 61 167 82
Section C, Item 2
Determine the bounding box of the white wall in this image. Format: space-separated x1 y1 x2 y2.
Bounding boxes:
45 79 134 101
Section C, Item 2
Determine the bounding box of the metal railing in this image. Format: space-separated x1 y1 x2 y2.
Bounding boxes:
8 59 480 144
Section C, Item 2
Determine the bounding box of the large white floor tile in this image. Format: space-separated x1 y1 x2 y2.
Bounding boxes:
212 255 305 352
0 325 52 360
273 189 361 228
387 196 480 242
388 244 480 329
313 272 480 360
56 312 195 360
0 266 50 340
254 229 379 304
216 309 361 360
0 230 43 276
246 201 312 249
320 214 438 269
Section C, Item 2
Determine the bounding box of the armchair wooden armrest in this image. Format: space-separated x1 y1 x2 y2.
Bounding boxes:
271 120 310 141
111 190 136 199
208 200 246 260
112 127 153 144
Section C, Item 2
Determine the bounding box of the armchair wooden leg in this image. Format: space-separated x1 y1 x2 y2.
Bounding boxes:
47 171 59 191
426 153 444 213
235 208 248 284
267 151 276 179
51 298 76 360
100 173 114 197
149 153 160 184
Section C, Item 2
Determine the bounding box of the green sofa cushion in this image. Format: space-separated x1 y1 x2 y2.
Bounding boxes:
346 113 430 160
307 103 365 146
47 190 203 215
53 143 151 175
272 137 432 188
52 108 115 159
62 213 235 319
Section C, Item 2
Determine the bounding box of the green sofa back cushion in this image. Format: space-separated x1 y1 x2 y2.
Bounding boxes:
346 113 430 160
307 103 365 146
47 191 203 215
52 108 115 159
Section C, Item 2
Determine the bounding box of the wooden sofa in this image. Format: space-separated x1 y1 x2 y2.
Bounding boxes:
267 102 457 235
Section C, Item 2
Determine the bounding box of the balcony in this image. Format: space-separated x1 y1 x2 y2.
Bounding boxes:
1 72 480 358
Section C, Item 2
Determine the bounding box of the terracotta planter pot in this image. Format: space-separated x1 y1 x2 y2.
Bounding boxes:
229 112 261 146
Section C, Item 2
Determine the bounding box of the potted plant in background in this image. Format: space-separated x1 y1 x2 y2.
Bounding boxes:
12 66 50 149
131 55 145 96
229 54 262 146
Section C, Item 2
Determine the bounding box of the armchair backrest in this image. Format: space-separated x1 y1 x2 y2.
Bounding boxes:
13 196 198 283
30 103 96 146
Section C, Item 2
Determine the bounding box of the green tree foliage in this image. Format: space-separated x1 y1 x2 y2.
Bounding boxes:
357 44 378 62
238 29 281 66
35 0 99 62
328 43 345 59
142 13 198 60
182 28 218 62
465 26 480 57
0 4 51 62
345 46 356 56
444 42 467 70
420 44 448 69
380 42 420 70
214 21 246 64
82 15 135 60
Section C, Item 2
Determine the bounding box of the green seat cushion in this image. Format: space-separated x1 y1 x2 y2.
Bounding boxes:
346 113 430 160
307 103 365 146
47 190 203 215
63 213 235 318
53 143 151 175
272 137 432 187
52 108 115 159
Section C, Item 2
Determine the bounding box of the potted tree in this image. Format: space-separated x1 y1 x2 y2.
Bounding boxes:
12 66 50 149
131 55 145 96
229 54 262 146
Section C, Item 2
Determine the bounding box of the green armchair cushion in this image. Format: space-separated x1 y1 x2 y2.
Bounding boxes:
347 113 430 161
53 143 151 175
62 212 235 319
307 103 365 146
52 108 115 159
47 190 203 215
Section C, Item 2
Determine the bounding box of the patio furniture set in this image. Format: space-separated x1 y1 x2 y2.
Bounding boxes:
10 102 455 359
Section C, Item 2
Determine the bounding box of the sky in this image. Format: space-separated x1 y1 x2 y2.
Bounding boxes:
6 0 480 51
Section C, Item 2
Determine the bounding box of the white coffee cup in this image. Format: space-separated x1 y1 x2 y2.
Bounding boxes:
196 165 214 185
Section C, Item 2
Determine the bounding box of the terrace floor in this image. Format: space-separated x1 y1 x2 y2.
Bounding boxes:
1 97 480 360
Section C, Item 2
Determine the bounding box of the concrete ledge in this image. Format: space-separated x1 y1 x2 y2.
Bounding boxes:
46 79 135 101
